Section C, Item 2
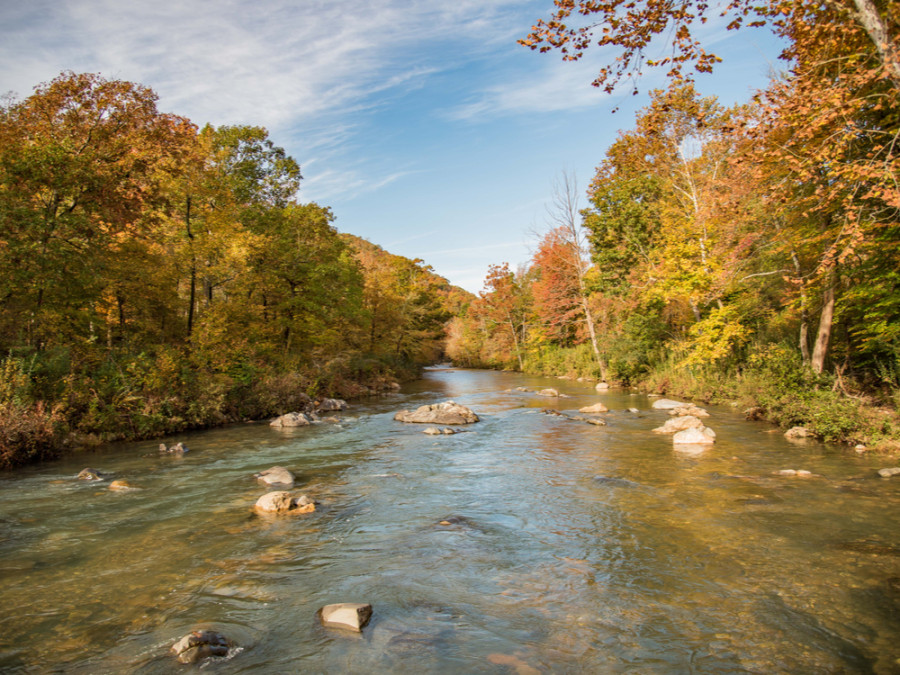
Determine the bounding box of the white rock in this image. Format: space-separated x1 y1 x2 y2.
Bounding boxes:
652 398 684 410
595 382 610 392
673 426 716 445
878 467 900 478
652 415 703 434
318 603 373 632
537 388 560 397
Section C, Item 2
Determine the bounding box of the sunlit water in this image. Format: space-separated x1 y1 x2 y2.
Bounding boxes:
2 368 900 673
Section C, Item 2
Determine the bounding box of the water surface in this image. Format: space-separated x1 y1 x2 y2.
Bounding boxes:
2 368 899 673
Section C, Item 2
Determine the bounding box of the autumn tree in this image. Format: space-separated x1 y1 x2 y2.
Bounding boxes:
0 71 195 352
532 173 609 380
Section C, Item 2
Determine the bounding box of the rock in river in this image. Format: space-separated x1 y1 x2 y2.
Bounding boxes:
318 602 373 632
170 630 232 664
254 491 316 515
579 402 609 413
76 468 105 481
672 426 716 445
537 388 560 397
315 398 348 412
653 415 703 434
651 398 684 410
394 401 478 425
270 412 315 427
255 466 295 486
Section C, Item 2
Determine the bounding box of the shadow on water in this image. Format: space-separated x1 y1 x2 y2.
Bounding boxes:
1 367 899 673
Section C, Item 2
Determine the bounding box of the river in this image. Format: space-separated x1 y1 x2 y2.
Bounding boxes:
1 367 899 673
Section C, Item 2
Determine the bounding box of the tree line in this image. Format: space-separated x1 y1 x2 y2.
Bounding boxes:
0 72 467 468
448 0 899 444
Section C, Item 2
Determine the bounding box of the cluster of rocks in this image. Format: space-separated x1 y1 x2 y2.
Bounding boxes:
172 601 374 662
270 398 348 427
650 398 716 451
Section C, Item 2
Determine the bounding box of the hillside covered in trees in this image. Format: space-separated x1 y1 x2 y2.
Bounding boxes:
448 0 899 446
0 72 470 468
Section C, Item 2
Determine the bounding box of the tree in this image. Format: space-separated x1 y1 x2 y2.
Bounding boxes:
532 173 609 380
0 71 195 352
521 1 899 95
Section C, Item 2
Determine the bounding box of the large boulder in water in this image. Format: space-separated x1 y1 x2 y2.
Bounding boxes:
653 415 703 434
270 412 314 427
254 466 295 486
673 426 716 445
254 491 316 515
394 401 478 425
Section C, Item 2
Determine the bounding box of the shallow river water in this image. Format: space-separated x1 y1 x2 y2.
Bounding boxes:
2 368 900 673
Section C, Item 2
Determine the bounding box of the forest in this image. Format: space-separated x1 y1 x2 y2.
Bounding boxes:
2 0 898 467
0 72 468 468
447 0 899 446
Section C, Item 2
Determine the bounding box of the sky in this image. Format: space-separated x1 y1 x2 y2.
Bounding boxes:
1 0 786 293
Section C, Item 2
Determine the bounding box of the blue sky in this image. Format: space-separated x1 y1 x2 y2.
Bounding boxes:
1 0 785 293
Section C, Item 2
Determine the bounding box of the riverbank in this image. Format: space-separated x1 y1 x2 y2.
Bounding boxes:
0 354 417 470
508 345 900 451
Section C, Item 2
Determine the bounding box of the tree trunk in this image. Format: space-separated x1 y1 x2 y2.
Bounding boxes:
581 299 609 381
850 0 900 88
185 196 196 337
790 250 810 365
811 282 836 374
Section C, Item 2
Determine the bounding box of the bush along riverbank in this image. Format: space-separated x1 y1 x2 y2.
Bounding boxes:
506 343 900 451
0 351 416 470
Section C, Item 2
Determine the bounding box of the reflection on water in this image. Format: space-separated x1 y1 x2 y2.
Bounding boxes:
1 368 899 673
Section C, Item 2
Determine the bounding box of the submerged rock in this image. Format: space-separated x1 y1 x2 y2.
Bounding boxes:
423 427 442 435
585 418 607 426
159 442 188 454
270 412 315 427
394 401 479 425
170 630 232 664
579 402 609 414
108 479 138 491
653 415 703 434
254 466 295 486
318 602 373 632
76 468 105 481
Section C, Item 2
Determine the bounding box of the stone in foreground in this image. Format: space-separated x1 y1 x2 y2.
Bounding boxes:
579 402 609 414
651 398 684 410
171 630 231 664
255 466 295 486
394 401 478 425
318 602 373 632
